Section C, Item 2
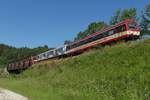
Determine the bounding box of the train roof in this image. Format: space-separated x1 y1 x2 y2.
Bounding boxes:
37 45 66 56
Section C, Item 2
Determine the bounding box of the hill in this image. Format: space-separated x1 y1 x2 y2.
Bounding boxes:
0 39 150 100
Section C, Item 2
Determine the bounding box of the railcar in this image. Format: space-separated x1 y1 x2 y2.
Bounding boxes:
7 56 36 72
65 19 140 54
37 46 67 61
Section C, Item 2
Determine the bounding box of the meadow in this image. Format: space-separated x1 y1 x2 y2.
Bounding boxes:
0 39 150 100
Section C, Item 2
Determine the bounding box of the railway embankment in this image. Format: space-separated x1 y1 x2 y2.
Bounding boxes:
0 39 150 100
0 68 9 76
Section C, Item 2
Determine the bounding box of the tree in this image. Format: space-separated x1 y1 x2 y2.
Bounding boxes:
110 9 121 25
110 8 137 25
121 8 137 21
140 4 150 32
0 44 49 66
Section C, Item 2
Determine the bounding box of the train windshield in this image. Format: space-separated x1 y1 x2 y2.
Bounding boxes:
128 23 137 29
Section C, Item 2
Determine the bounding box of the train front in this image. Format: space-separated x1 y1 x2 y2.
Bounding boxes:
126 19 141 39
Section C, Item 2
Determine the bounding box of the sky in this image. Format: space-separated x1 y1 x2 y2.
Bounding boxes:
0 0 149 48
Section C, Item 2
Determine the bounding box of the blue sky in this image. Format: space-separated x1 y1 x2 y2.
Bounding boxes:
0 0 149 48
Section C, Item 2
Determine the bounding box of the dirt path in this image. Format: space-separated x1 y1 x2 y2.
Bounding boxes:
0 88 28 100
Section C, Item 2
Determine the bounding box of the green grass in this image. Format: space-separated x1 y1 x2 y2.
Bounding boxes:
0 40 150 100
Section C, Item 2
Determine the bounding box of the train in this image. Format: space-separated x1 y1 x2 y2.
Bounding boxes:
7 19 140 72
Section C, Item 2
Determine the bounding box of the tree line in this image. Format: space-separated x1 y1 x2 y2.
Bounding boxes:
0 44 49 66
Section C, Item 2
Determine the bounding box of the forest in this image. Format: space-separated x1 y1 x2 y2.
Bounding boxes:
0 44 49 66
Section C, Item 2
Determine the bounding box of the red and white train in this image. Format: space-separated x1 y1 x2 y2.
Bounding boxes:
7 19 140 72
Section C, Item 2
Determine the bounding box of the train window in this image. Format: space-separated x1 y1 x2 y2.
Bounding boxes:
69 46 71 50
71 44 75 48
47 51 53 57
47 52 50 56
108 30 114 35
121 25 126 31
114 25 126 33
56 47 64 55
58 48 63 52
115 27 120 33
128 23 136 29
92 36 98 41
66 45 71 50
51 51 54 54
96 33 103 39
77 42 80 47
87 33 103 43
87 37 94 43
82 39 88 45
78 41 84 46
43 54 46 57
70 44 74 49
102 32 108 37
84 33 104 43
78 41 82 47
75 43 79 48
38 56 40 60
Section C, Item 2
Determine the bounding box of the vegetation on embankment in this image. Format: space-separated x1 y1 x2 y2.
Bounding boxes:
0 39 150 100
0 44 49 65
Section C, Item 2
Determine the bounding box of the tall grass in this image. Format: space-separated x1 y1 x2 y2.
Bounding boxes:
0 40 150 100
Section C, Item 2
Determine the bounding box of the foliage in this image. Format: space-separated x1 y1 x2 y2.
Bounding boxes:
140 4 150 35
110 9 122 25
0 44 49 66
0 40 150 100
110 8 137 25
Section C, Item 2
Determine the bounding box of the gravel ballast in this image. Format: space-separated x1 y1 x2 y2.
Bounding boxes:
0 88 28 100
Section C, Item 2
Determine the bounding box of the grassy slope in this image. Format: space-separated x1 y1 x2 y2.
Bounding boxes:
0 40 150 100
